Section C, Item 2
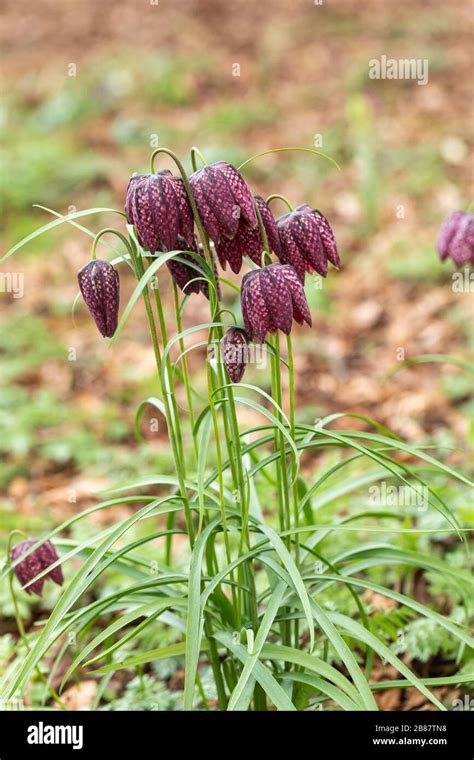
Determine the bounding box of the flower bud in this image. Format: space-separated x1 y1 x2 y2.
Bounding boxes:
78 259 120 338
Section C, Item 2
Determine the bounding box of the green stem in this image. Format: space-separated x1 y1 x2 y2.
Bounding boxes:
172 282 197 460
287 334 300 652
130 242 195 549
265 194 295 212
190 146 207 172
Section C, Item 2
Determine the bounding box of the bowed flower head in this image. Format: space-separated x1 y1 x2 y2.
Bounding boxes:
277 204 340 283
78 259 120 338
190 161 257 243
437 211 474 267
215 195 281 274
241 263 312 342
126 171 194 254
166 235 217 300
11 538 63 596
221 327 250 383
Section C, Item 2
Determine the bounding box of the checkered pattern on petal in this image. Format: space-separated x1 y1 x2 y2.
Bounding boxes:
11 539 45 596
148 174 179 252
131 177 161 253
169 177 195 248
200 165 240 239
125 174 146 225
277 217 307 283
36 540 64 586
217 162 258 228
221 327 249 383
313 209 340 268
241 264 312 342
189 171 221 242
291 207 328 277
241 270 270 342
167 236 204 296
11 538 63 596
215 234 243 273
281 265 312 327
260 266 293 335
78 260 120 338
255 196 282 257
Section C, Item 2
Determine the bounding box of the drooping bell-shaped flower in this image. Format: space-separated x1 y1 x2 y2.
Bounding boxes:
220 327 250 383
241 263 312 342
166 235 206 296
277 204 340 283
215 195 281 274
78 259 120 338
437 210 474 267
125 171 195 254
189 161 257 243
11 538 64 596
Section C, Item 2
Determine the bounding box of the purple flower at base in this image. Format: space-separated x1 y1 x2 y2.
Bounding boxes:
241 263 312 342
125 171 195 254
11 538 64 597
437 211 474 267
189 161 257 244
215 196 282 274
221 327 250 383
78 259 120 338
277 204 340 284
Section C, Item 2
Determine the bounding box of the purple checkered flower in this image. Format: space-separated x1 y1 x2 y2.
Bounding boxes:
241 263 312 342
437 211 474 267
126 171 194 253
11 538 64 597
277 204 340 283
78 259 120 338
189 161 257 244
215 196 281 274
166 235 207 297
221 327 250 383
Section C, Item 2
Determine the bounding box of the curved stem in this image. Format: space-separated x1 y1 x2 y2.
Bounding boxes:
266 194 295 213
92 228 133 261
237 146 341 173
190 146 207 172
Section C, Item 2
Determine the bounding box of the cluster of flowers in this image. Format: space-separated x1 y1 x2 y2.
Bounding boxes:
78 160 340 381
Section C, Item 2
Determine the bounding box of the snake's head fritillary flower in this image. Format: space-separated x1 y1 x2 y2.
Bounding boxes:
241 263 312 342
215 195 281 274
11 538 64 596
437 210 474 267
190 161 257 244
167 236 206 297
167 237 220 301
221 327 250 383
125 171 194 254
277 204 340 284
78 259 120 338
